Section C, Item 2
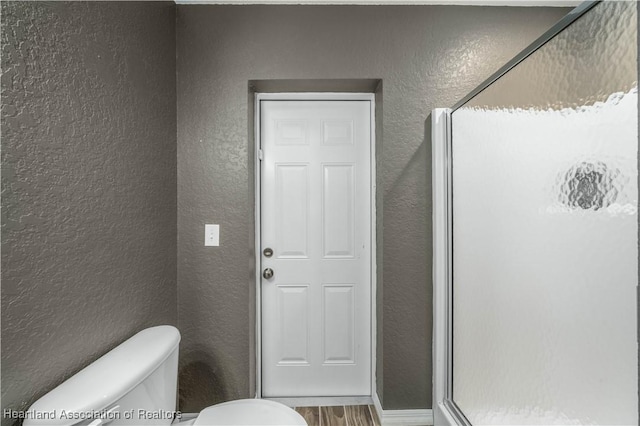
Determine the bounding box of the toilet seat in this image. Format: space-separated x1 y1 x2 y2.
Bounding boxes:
193 399 307 425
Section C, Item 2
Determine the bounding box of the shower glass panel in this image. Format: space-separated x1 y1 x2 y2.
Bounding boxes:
451 2 638 424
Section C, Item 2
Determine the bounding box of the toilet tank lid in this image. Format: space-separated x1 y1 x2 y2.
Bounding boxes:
24 325 180 426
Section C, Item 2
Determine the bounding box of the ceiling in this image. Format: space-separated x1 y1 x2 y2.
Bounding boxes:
174 0 582 6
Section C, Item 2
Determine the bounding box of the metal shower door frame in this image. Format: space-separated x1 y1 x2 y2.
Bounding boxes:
432 2 601 424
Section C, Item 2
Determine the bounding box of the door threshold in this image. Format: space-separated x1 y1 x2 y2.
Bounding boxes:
263 396 374 407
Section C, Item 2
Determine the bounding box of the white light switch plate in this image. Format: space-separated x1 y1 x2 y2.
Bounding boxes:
205 224 219 246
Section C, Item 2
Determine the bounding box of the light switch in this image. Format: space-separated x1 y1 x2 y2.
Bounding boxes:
205 224 219 246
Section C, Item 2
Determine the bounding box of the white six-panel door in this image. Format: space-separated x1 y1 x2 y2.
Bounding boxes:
260 99 371 397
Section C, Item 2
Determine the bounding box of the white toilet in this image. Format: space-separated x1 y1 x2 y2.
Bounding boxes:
24 326 307 426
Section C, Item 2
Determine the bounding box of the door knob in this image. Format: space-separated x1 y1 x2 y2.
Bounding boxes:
263 268 274 279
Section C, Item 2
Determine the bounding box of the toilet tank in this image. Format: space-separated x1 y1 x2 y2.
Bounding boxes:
24 326 181 426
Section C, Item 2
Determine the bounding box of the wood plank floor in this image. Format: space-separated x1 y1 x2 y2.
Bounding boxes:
294 405 380 426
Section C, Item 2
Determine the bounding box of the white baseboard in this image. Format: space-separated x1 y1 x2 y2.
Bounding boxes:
372 393 434 426
265 396 374 408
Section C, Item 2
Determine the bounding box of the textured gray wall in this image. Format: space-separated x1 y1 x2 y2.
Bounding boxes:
1 3 177 424
176 5 568 410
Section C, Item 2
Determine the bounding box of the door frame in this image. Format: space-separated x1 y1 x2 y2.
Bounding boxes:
432 107 466 425
254 92 377 401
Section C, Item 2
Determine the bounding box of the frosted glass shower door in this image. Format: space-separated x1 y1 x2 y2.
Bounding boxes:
450 1 638 425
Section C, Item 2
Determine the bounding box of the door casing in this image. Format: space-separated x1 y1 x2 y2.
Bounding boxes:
254 92 377 401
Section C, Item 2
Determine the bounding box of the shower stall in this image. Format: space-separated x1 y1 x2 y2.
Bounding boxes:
433 1 638 425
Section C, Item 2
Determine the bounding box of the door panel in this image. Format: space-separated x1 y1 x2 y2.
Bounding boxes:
322 284 355 364
261 99 371 397
277 285 310 365
275 164 309 258
323 164 355 258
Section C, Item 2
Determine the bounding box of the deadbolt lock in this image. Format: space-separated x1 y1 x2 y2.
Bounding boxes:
263 248 273 257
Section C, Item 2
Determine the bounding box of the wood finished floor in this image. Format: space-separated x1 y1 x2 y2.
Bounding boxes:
294 405 381 426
